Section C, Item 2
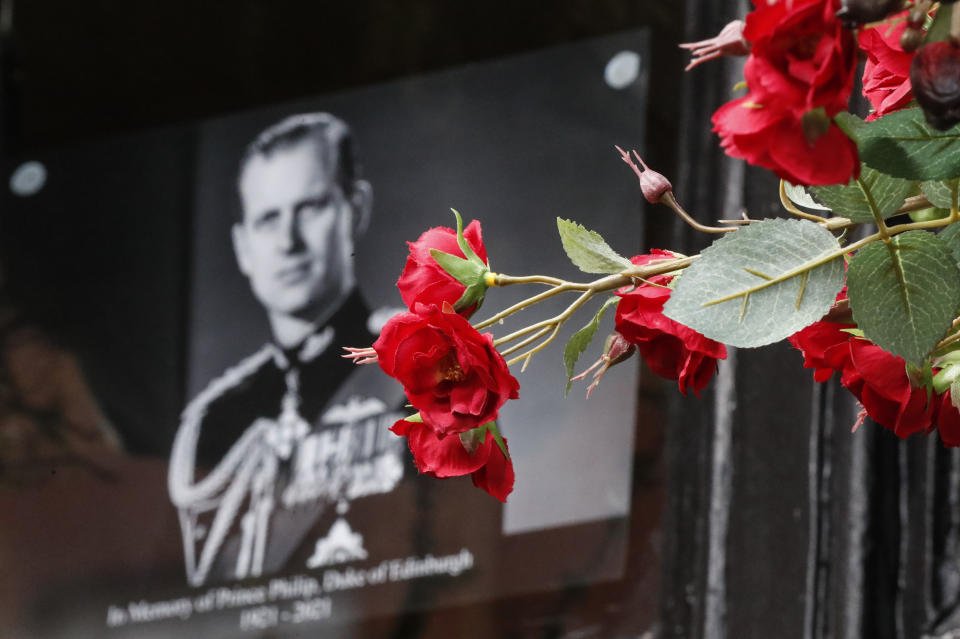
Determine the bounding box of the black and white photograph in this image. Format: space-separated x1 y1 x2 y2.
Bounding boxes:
0 23 662 638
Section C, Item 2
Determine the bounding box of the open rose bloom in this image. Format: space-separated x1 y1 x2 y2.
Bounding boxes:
858 11 916 120
711 0 859 185
373 303 518 437
615 251 727 396
391 417 515 502
790 317 960 444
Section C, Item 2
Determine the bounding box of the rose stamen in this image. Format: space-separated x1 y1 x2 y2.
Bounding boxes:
436 354 467 383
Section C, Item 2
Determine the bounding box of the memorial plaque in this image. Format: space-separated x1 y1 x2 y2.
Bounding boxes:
0 29 657 638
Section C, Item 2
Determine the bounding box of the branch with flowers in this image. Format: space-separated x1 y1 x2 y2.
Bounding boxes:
345 0 960 502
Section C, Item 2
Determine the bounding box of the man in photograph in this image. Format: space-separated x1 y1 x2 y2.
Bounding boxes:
168 113 409 587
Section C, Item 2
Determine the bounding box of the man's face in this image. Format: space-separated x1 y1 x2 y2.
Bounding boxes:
234 138 354 321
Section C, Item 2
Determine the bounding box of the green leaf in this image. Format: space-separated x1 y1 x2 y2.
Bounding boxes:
784 181 832 211
847 230 960 365
485 421 509 459
921 178 959 209
460 421 509 459
836 108 960 181
939 223 960 267
430 249 484 284
557 218 632 274
933 364 960 394
563 296 619 394
429 249 489 313
953 376 960 409
809 165 913 223
662 219 845 347
449 209 485 266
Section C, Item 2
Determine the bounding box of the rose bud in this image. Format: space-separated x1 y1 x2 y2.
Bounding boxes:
571 332 637 398
373 303 519 436
398 210 490 317
901 27 925 54
910 41 960 130
836 0 905 28
615 145 673 203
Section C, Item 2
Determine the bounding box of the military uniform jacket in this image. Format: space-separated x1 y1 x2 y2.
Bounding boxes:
168 292 503 612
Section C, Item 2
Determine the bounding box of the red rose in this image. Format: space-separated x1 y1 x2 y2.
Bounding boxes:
787 318 856 382
743 0 855 113
712 0 860 185
858 13 915 120
936 391 960 447
391 417 514 501
790 320 936 437
373 303 519 436
614 251 727 396
844 339 935 438
397 220 488 314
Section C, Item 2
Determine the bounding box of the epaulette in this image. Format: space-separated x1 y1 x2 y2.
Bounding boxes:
181 344 277 421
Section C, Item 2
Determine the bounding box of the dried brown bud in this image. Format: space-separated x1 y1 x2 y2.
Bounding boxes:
835 0 905 28
907 8 926 28
901 27 925 54
910 41 960 130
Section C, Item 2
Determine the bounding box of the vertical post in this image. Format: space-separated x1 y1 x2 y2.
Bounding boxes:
0 0 16 154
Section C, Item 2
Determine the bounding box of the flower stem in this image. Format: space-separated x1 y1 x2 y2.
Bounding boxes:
491 274 572 287
661 192 737 234
494 289 595 347
499 326 553 357
778 180 830 224
474 283 587 331
474 256 697 333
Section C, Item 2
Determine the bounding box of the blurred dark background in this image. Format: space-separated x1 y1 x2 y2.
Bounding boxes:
0 1 683 154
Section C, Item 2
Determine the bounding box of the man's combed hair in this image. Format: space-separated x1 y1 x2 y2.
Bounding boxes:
237 112 361 204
